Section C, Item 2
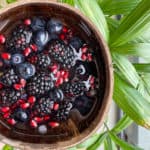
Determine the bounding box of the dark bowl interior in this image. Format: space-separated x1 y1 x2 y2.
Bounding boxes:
0 2 110 145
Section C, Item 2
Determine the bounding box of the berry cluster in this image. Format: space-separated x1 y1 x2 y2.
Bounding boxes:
0 17 97 134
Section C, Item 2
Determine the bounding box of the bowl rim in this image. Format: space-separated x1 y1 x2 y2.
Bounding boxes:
0 0 114 149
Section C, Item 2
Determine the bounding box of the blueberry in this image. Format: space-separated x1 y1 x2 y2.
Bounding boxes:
17 63 36 79
49 33 59 41
14 109 28 122
49 89 64 101
38 125 47 134
33 30 49 48
69 37 83 50
11 53 24 65
31 17 46 31
74 95 94 116
47 18 63 34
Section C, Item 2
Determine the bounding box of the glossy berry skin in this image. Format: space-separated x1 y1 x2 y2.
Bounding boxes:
33 30 49 49
0 34 5 44
24 19 31 26
14 108 29 122
49 88 64 102
30 119 38 128
69 37 83 50
1 53 11 60
17 63 36 79
38 125 47 134
47 18 63 34
31 17 46 31
23 47 31 56
11 53 24 65
76 64 86 76
49 122 59 128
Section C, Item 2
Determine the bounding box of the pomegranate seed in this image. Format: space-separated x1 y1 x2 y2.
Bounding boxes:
28 96 36 103
64 78 69 82
34 117 43 123
55 77 63 87
0 83 3 89
3 112 10 119
87 53 92 61
20 78 26 87
63 71 69 80
44 116 50 121
53 103 59 111
81 54 87 61
60 70 65 76
81 45 88 53
0 34 5 44
30 120 38 128
30 44 38 52
62 26 68 33
13 84 22 90
55 71 61 78
49 122 59 128
0 107 10 113
17 99 25 104
1 52 11 60
59 34 65 40
89 76 95 84
11 103 18 110
7 118 16 125
24 19 31 26
21 103 30 109
50 64 59 74
23 47 31 56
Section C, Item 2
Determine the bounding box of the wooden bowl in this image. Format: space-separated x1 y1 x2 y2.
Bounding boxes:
0 0 113 149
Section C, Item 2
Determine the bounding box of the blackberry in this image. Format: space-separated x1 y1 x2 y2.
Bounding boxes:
27 72 54 96
47 40 76 68
64 82 86 97
35 97 54 116
6 25 32 52
31 17 46 31
32 54 51 69
56 101 72 121
0 69 20 86
69 36 83 50
0 88 21 106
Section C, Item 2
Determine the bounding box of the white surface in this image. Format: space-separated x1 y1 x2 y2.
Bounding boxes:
126 123 150 150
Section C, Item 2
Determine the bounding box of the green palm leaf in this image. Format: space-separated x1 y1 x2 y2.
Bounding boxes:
110 0 150 46
75 0 109 42
98 0 141 16
114 73 150 128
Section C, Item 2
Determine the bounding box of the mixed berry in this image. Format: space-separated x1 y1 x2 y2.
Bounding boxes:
0 17 97 134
